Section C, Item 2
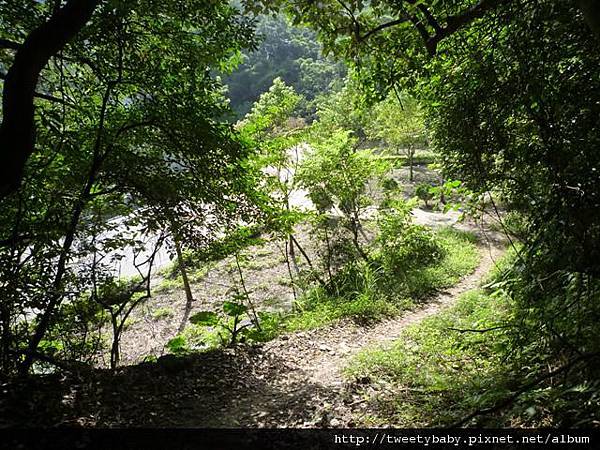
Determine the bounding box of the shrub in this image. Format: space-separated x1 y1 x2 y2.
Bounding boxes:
375 200 445 279
415 183 434 207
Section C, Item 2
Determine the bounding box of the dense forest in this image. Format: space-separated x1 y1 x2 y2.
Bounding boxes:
1 0 599 442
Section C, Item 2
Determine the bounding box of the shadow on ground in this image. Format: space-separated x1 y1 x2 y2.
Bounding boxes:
0 345 339 428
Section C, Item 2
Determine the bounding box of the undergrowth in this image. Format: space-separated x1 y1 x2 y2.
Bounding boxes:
344 247 600 427
283 227 479 332
167 227 479 354
170 226 480 353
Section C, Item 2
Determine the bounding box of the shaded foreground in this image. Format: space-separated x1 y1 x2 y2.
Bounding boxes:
0 229 504 428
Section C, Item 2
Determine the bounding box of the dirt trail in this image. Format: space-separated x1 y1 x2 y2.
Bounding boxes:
229 224 507 427
0 220 508 428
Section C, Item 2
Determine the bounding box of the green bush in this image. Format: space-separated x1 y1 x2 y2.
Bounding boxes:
283 226 478 331
382 177 399 192
415 183 434 207
375 200 445 280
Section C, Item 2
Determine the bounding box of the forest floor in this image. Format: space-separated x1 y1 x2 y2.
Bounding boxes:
0 217 506 428
116 163 444 365
230 224 506 427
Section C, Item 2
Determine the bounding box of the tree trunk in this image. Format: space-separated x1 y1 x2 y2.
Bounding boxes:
290 234 326 287
175 239 194 335
110 314 120 370
408 147 415 182
288 235 301 277
283 241 298 302
0 0 100 199
235 253 261 332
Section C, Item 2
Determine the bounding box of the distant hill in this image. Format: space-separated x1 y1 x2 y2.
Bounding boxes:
224 15 346 119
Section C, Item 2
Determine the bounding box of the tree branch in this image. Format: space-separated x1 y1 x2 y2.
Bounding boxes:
447 325 510 333
426 0 505 55
0 0 100 200
0 71 78 107
360 18 410 41
0 38 21 50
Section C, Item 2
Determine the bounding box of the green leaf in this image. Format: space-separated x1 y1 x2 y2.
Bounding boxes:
223 301 247 317
189 311 219 326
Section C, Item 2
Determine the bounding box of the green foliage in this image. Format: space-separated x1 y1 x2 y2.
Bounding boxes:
497 211 528 240
187 226 265 266
151 307 174 321
402 227 478 299
345 288 512 427
415 183 435 207
166 336 189 356
381 177 399 192
374 202 444 282
224 14 346 117
284 227 478 332
239 77 304 138
300 130 388 216
243 311 284 342
189 311 220 327
346 247 600 427
366 93 427 160
311 75 371 139
297 129 390 269
187 291 255 347
38 293 107 366
0 0 262 374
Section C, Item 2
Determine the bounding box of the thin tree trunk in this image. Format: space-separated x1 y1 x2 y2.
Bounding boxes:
408 147 414 182
175 239 194 335
288 235 301 277
20 78 114 376
323 226 334 284
20 191 89 375
235 253 261 332
283 241 298 302
110 314 120 370
350 210 369 261
290 234 326 287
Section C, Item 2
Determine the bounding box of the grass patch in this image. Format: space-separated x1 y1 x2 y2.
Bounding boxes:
344 287 513 427
403 227 479 299
335 248 588 428
151 306 174 321
285 289 408 332
280 227 479 333
154 276 183 293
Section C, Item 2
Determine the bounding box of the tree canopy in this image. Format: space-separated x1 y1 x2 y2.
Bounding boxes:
0 0 261 374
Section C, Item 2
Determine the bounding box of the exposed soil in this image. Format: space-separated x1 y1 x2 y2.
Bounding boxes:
0 219 506 428
230 223 506 427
